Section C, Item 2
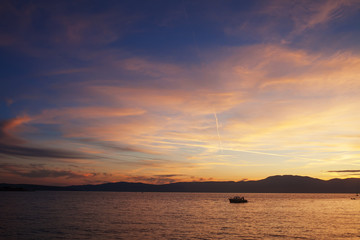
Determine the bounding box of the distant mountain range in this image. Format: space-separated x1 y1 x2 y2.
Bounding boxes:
1 175 360 193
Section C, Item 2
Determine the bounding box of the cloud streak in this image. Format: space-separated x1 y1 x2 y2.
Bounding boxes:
328 170 360 173
1 1 360 184
4 44 360 180
0 118 94 160
0 163 110 184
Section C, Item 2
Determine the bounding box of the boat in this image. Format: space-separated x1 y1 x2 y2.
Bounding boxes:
229 196 248 203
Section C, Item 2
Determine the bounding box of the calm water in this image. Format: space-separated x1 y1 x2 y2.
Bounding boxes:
0 192 359 239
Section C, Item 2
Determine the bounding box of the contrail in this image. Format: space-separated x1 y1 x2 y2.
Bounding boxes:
149 138 322 162
214 112 223 153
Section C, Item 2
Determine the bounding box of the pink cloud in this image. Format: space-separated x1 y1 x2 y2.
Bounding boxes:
0 116 31 145
88 86 242 115
13 44 360 164
204 44 360 96
288 0 357 35
33 107 146 124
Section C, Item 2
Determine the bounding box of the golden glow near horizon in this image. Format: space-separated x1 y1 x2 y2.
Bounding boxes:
1 1 360 185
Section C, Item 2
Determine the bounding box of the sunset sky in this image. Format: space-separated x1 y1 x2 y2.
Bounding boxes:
1 0 360 185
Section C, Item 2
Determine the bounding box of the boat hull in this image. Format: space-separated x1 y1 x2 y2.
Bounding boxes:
229 199 248 203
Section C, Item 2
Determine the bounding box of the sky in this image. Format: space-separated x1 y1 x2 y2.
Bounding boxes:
1 0 360 186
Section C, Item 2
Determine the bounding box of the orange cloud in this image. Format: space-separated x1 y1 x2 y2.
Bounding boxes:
204 45 360 96
0 116 31 145
88 86 242 115
5 43 360 183
34 107 146 123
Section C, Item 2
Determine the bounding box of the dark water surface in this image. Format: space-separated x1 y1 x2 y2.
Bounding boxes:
1 192 359 239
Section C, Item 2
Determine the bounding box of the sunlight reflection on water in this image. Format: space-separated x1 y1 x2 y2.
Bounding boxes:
0 192 359 239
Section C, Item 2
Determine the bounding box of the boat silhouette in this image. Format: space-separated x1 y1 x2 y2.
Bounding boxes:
229 196 248 203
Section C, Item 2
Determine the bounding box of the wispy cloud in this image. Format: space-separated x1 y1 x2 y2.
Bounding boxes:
5 44 360 178
288 0 356 35
0 163 112 186
224 0 360 45
0 0 139 48
2 0 360 184
328 170 360 173
34 107 146 123
122 174 213 184
153 174 186 177
0 117 31 145
0 144 93 160
78 138 160 155
0 118 94 160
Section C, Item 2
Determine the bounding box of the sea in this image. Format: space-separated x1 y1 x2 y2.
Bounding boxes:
0 192 359 239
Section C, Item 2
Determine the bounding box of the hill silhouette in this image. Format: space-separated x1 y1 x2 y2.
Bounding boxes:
2 175 360 193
